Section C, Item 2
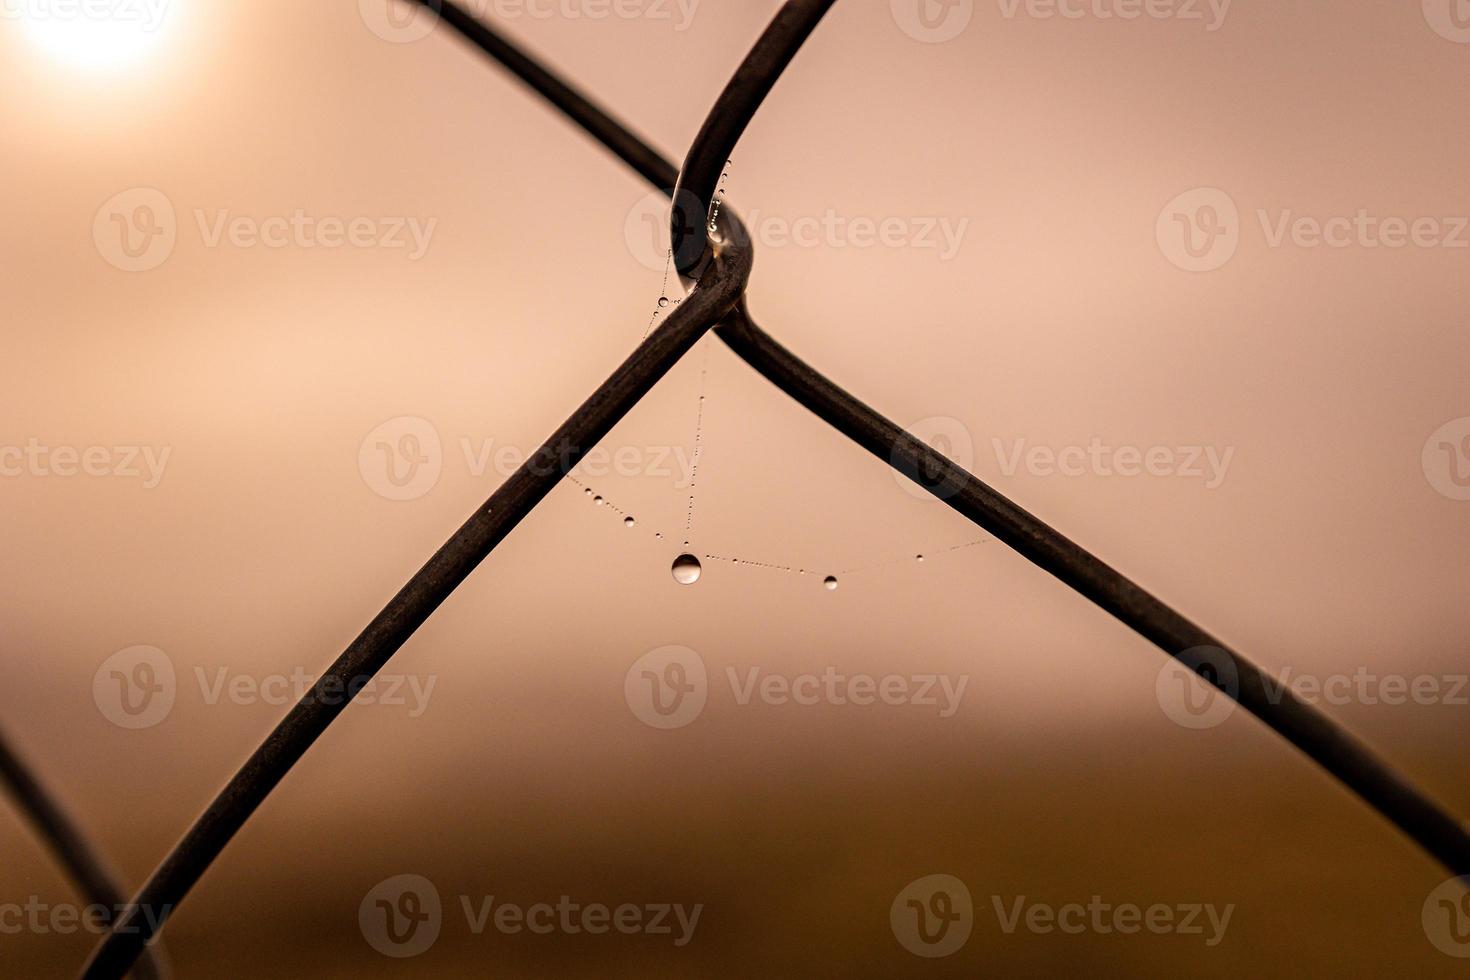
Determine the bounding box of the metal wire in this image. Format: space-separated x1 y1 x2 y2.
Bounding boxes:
670 0 838 279
409 0 1470 880
79 219 753 977
0 728 167 979
76 0 1470 974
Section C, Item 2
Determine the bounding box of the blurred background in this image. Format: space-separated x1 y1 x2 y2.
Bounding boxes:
2 0 1469 974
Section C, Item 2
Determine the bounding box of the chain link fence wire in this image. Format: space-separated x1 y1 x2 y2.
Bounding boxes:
0 728 167 979
0 0 1445 974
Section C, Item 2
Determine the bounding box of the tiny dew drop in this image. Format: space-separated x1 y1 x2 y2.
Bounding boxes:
658 297 670 308
916 555 926 563
672 554 702 585
624 516 636 528
823 576 839 591
594 496 604 506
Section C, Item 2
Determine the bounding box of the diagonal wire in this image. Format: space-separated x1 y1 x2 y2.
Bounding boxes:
0 727 168 980
413 0 1470 875
79 225 753 977
79 1 1470 973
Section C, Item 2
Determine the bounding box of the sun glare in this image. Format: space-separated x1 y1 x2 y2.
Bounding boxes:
19 0 174 71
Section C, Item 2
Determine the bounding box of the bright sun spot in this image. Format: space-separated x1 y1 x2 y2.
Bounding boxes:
19 0 174 72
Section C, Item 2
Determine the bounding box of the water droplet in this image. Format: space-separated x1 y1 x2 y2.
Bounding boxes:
594 496 604 506
624 516 636 528
658 297 669 308
916 555 925 563
672 554 702 585
823 576 839 591
584 488 593 496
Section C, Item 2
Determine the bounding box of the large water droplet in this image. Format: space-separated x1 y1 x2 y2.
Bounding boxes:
672 554 702 585
594 496 604 506
823 576 839 591
658 297 670 308
624 516 636 528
